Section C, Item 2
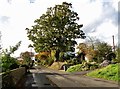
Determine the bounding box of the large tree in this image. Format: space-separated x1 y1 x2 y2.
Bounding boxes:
26 2 86 61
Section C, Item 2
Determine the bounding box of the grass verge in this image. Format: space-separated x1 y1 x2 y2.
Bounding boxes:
86 63 120 82
66 64 82 72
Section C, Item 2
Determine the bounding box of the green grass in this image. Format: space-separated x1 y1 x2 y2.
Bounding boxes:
86 63 120 81
66 62 99 72
66 64 82 72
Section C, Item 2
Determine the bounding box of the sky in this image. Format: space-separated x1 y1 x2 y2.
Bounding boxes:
0 0 119 57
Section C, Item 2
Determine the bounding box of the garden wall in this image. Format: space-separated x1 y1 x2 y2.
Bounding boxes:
9 67 25 85
0 67 25 88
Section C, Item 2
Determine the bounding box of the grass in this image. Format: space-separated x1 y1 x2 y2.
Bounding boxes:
66 62 99 72
66 63 120 82
66 64 82 72
86 63 120 81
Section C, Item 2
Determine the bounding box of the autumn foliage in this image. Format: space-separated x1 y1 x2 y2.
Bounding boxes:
35 51 50 60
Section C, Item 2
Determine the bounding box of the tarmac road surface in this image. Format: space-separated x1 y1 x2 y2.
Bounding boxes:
17 66 119 89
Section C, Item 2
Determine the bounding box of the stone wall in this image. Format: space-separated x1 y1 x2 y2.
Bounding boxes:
10 67 25 85
0 67 25 88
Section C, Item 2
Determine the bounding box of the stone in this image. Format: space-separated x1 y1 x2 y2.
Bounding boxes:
99 60 111 67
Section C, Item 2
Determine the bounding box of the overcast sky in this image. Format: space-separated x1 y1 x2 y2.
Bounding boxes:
0 0 119 57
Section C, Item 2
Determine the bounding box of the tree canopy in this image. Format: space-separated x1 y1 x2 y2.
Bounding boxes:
95 42 112 60
26 2 85 61
76 40 114 63
26 2 85 51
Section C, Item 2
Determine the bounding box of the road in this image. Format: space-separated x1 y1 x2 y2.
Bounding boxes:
17 67 58 89
18 66 119 89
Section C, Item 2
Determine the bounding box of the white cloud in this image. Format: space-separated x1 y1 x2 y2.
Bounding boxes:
88 19 118 45
96 20 117 36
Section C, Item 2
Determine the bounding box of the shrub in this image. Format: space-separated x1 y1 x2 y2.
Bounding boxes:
66 61 99 72
1 55 19 72
9 63 19 70
112 58 119 63
45 58 54 66
35 51 50 60
66 58 81 65
86 63 119 81
66 64 82 72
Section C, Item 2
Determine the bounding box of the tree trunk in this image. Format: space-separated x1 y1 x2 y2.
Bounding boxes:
55 49 60 62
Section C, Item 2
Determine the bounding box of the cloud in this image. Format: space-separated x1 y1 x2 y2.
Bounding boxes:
83 1 118 34
102 2 118 26
0 16 10 24
29 0 36 3
86 19 118 44
6 0 36 4
7 0 12 4
83 18 104 34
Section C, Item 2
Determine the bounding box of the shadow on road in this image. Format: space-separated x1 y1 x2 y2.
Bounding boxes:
16 72 60 89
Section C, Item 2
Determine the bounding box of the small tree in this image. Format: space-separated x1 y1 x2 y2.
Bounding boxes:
95 41 112 63
77 43 97 62
20 51 32 66
0 41 21 72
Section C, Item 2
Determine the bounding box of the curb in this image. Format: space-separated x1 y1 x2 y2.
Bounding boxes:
46 76 60 88
84 75 118 84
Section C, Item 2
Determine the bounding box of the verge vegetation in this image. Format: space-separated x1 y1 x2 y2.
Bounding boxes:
86 63 119 82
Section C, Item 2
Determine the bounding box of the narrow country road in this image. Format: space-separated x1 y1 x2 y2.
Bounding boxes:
18 67 58 89
18 66 119 89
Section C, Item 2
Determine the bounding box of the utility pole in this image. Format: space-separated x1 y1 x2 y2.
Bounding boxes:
112 35 115 52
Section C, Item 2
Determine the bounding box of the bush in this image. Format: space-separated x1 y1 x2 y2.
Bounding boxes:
35 51 50 60
86 63 119 81
1 55 19 72
66 61 99 72
9 63 19 70
112 58 119 63
66 64 82 72
45 58 54 66
66 58 81 65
